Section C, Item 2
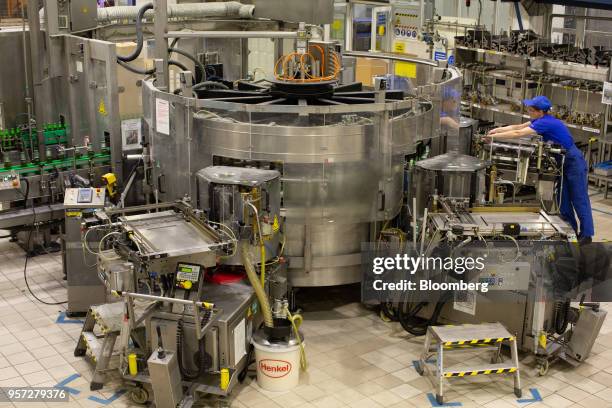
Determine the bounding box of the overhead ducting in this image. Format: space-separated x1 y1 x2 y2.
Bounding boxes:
96 1 255 24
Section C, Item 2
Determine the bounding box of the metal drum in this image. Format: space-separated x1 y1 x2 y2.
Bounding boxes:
413 153 488 214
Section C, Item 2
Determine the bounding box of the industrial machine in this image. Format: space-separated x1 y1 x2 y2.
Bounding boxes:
387 151 607 374
75 200 264 405
62 187 108 315
139 14 461 287
454 26 612 161
196 166 281 267
475 138 563 207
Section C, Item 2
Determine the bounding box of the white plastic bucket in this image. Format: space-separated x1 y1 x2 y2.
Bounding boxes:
253 338 303 391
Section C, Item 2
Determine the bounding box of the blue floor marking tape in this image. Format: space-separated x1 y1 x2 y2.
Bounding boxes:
54 373 81 395
517 388 542 403
427 393 462 407
56 312 84 324
88 389 127 405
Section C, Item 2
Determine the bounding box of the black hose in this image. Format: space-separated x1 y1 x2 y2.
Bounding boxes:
117 60 155 75
192 81 230 90
169 59 189 72
118 59 192 77
555 300 571 335
23 206 67 305
398 289 453 336
176 318 201 380
116 3 154 63
168 48 206 79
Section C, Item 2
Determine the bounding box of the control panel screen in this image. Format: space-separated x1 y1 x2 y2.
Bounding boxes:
77 188 93 203
175 263 202 288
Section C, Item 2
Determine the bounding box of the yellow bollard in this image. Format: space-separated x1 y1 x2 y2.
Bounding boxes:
128 353 138 376
220 368 230 390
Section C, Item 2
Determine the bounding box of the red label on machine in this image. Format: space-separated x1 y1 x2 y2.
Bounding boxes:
259 359 292 378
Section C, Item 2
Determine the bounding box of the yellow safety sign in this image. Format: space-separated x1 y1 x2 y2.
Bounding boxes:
98 99 107 116
395 61 416 78
272 215 280 232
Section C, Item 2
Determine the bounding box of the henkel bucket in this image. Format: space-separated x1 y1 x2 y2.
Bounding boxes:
252 328 304 392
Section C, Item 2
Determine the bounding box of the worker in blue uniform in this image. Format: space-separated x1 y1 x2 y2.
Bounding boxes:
484 95 594 243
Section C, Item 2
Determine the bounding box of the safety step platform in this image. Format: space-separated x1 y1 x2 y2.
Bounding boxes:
415 322 521 405
74 303 125 391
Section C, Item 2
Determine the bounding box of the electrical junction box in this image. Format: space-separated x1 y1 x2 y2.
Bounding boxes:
46 0 97 36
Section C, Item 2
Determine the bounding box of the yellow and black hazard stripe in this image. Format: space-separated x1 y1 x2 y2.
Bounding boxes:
443 336 514 347
444 368 517 377
444 343 496 349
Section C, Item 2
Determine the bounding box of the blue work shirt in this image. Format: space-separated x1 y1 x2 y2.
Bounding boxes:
529 114 575 150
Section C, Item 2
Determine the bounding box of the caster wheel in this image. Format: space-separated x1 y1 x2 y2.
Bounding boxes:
514 388 522 398
90 382 103 391
538 360 549 376
414 361 424 376
129 387 149 405
436 394 444 405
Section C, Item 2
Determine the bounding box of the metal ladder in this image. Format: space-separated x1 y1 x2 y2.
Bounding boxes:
74 303 125 391
415 322 522 405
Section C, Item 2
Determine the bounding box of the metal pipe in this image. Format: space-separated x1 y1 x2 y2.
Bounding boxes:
413 196 417 251
97 1 255 23
420 207 428 256
343 51 439 67
165 31 299 39
111 290 214 308
425 20 486 30
20 0 33 162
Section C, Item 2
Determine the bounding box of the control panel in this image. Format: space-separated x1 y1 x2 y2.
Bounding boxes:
63 187 106 209
172 263 204 314
477 262 530 291
0 171 20 191
175 263 202 291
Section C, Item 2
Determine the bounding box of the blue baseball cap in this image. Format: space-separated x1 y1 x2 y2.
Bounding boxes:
523 95 552 111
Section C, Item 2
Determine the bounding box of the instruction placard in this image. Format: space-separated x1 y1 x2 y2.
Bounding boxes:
121 118 142 150
155 98 170 135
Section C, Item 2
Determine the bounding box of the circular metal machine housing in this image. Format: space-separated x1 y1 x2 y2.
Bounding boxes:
143 63 462 287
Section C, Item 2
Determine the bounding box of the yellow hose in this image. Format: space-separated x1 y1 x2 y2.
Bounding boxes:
286 308 307 371
260 244 266 287
241 242 274 328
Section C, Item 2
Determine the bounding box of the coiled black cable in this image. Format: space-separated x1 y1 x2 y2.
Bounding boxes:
116 3 154 63
554 300 571 335
176 308 213 380
176 317 202 380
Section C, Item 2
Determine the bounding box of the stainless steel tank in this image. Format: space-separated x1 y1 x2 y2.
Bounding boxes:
142 61 462 287
413 153 488 214
196 166 281 265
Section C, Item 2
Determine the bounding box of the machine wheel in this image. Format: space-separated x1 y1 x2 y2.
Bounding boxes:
436 394 444 405
129 387 149 405
537 359 549 376
414 360 424 376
